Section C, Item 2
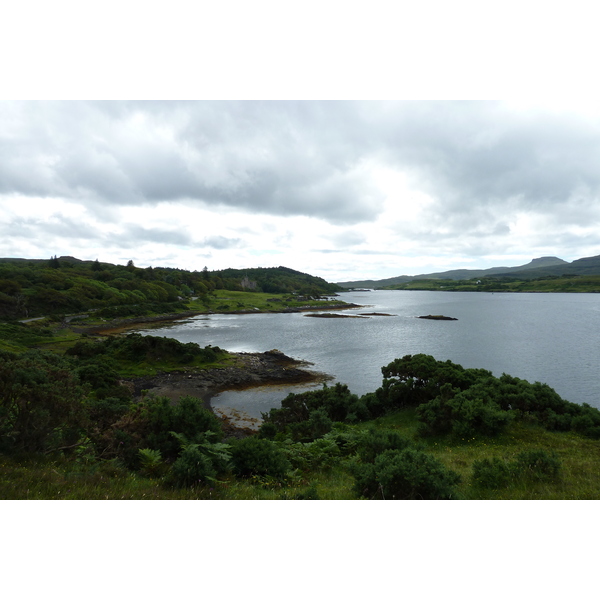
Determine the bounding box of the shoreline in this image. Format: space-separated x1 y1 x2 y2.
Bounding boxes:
123 349 331 413
74 302 362 335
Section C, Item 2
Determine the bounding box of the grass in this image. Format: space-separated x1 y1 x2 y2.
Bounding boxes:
4 411 600 499
349 410 600 499
187 290 350 313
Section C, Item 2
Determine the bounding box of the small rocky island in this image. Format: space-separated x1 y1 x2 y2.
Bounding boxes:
418 314 458 321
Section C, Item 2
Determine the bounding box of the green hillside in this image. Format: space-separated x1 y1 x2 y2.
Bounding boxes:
0 256 342 320
338 255 600 289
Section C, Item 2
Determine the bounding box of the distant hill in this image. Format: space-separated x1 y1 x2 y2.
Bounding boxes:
336 255 600 288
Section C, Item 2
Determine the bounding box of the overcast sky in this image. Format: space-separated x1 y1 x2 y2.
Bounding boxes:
2 99 600 281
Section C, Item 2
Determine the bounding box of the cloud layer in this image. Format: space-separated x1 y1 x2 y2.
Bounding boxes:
2 100 600 280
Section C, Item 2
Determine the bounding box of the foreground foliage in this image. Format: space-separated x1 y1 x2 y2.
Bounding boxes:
2 345 600 500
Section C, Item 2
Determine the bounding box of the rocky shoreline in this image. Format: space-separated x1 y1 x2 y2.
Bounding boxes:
122 349 330 411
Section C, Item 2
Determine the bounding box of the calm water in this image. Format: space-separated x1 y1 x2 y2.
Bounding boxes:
134 291 600 419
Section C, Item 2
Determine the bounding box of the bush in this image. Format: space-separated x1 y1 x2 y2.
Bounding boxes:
471 449 561 489
138 448 165 478
417 382 513 438
280 436 342 472
143 395 223 461
93 395 222 468
0 349 88 454
230 437 291 479
169 446 217 488
352 448 461 500
356 428 412 464
261 383 370 439
514 449 561 481
471 457 513 489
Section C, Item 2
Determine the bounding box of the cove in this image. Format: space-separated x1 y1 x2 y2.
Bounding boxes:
133 290 600 422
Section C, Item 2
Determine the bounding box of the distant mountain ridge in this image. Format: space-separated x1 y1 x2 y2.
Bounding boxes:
337 255 600 288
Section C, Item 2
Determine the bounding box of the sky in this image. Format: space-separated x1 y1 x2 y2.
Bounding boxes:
2 99 600 282
2 2 600 286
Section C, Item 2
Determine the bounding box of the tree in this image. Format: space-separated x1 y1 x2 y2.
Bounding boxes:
0 350 88 454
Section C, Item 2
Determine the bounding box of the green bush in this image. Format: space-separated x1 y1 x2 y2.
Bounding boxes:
471 449 561 489
94 395 222 468
356 428 412 464
138 448 165 478
230 437 291 479
416 382 513 438
352 448 461 500
471 457 513 489
292 485 320 500
142 395 223 461
261 383 370 440
514 449 561 481
169 446 217 488
0 349 87 454
280 436 342 472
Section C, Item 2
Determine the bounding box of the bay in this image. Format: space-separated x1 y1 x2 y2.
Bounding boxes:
134 290 600 420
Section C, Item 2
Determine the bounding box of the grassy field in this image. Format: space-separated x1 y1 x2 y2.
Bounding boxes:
187 289 350 312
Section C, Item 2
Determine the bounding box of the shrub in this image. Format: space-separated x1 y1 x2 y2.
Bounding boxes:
261 383 370 439
293 485 320 500
471 449 561 489
471 457 513 489
514 449 561 481
169 446 217 488
138 448 165 478
416 382 512 438
143 395 223 461
93 395 222 468
230 437 291 479
356 428 412 464
352 448 461 500
281 436 343 472
0 349 88 454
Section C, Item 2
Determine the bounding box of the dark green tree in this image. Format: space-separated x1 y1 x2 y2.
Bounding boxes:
0 350 88 454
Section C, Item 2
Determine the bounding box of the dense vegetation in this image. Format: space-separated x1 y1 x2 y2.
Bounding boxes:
0 256 342 320
3 333 600 498
2 255 600 499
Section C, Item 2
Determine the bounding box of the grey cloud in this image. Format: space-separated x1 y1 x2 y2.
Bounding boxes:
330 230 367 248
202 236 242 249
375 102 600 217
0 214 102 241
3 100 600 236
117 225 194 247
0 101 384 224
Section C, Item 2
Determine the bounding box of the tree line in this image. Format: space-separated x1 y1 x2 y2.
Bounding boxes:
0 257 342 320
